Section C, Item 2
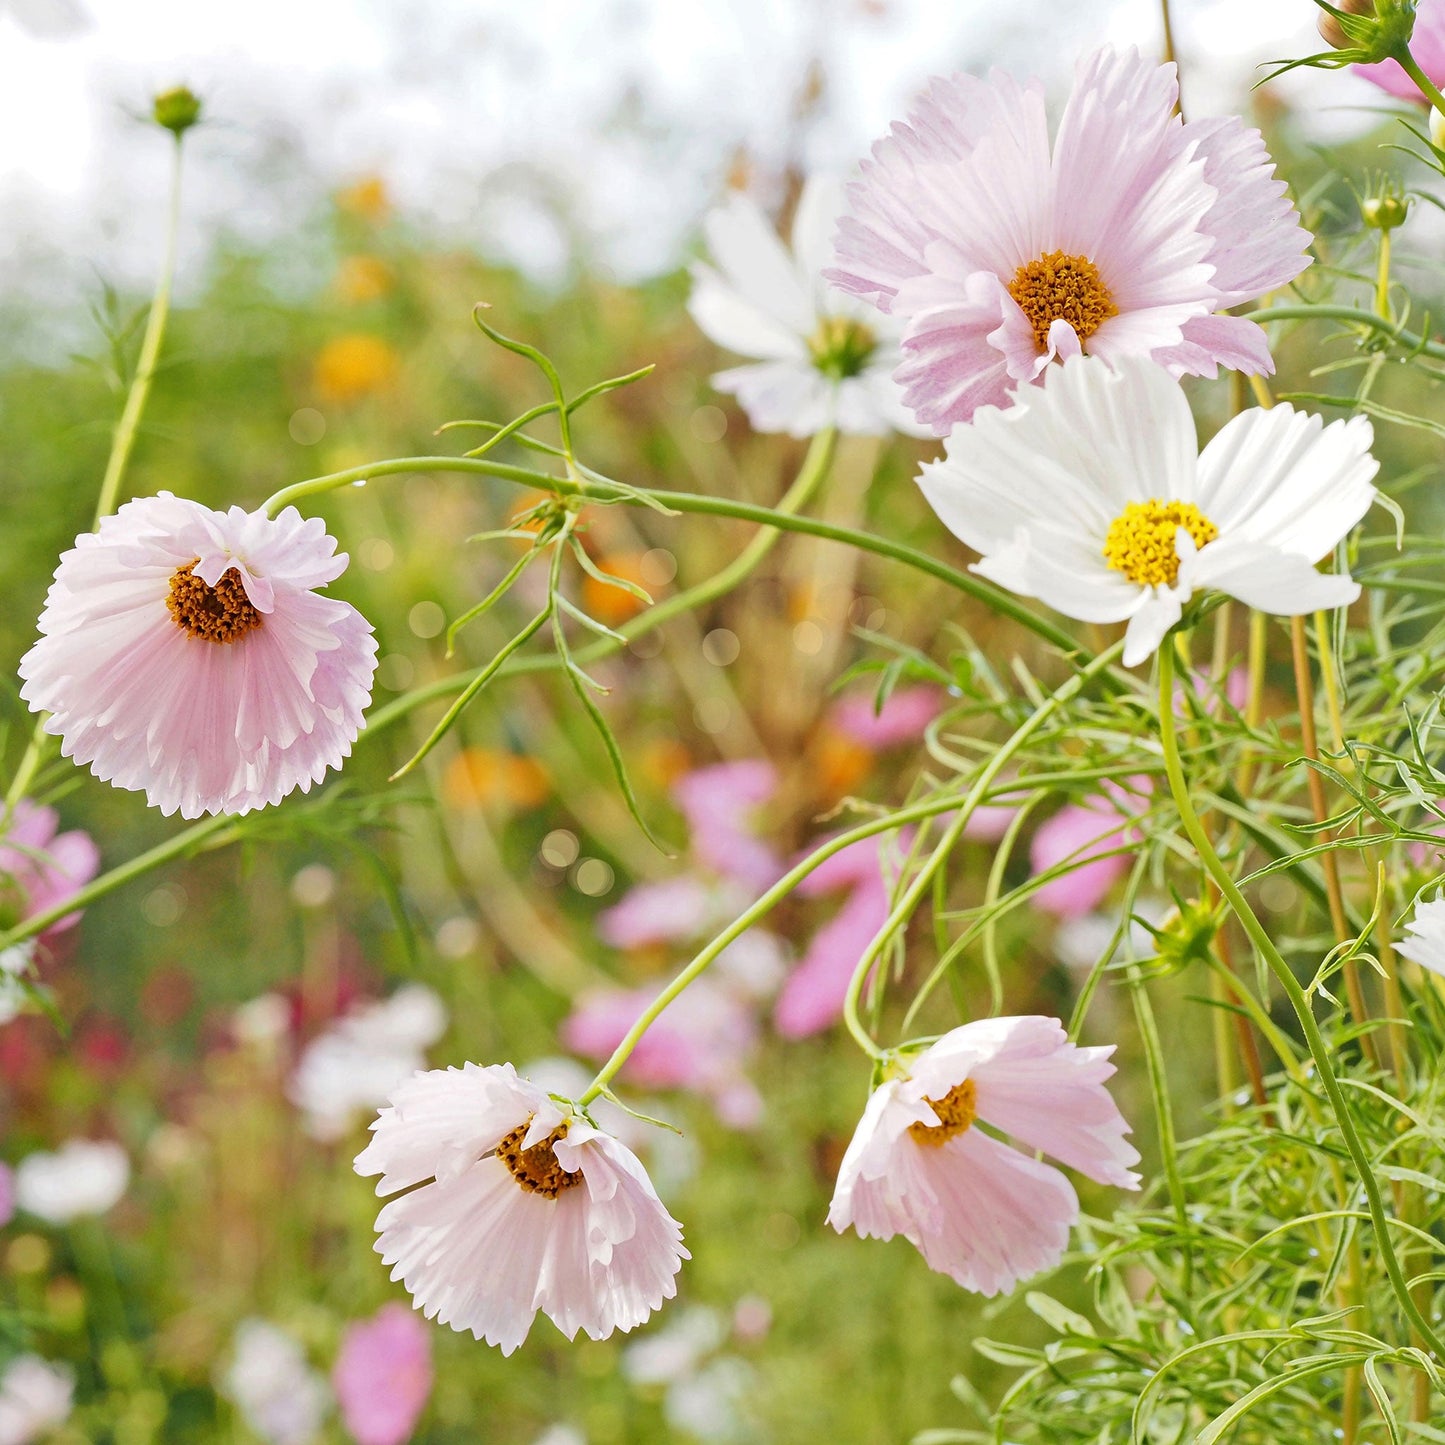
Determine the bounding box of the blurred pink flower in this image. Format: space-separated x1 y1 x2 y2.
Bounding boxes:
355 1062 688 1353
562 980 763 1127
1356 0 1445 100
1030 780 1152 918
672 761 782 891
333 1304 433 1445
1173 665 1249 718
829 686 943 749
0 1164 14 1230
597 877 713 949
774 834 904 1039
830 47 1310 431
827 1015 1139 1294
20 495 377 819
0 802 99 934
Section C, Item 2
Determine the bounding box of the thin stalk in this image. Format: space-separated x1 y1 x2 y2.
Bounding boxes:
1158 641 1445 1360
1394 45 1445 121
1375 226 1393 323
1246 303 1445 362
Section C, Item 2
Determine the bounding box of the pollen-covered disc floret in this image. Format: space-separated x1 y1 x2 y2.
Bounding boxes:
829 45 1313 432
918 356 1379 667
355 1062 688 1355
828 1016 1140 1296
1102 501 1218 588
18 493 378 819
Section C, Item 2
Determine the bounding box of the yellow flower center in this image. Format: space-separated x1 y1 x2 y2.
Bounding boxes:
1102 500 1219 589
908 1078 978 1147
166 562 264 644
1006 250 1118 353
496 1117 582 1198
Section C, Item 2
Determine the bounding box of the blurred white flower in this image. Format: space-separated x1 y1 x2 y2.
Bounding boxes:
0 947 34 1027
688 177 928 438
621 1307 725 1387
0 1355 74 1445
665 1358 756 1443
222 1320 330 1445
288 984 447 1141
232 992 292 1050
532 1428 586 1445
15 1139 129 1224
0 0 89 40
1396 897 1445 976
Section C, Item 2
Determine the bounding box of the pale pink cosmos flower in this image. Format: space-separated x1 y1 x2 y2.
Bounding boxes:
0 801 99 934
355 1062 688 1354
0 1356 74 1445
830 46 1311 431
1356 0 1445 100
828 1016 1139 1294
333 1304 433 1445
20 494 378 819
1030 780 1152 919
673 761 783 891
829 685 943 750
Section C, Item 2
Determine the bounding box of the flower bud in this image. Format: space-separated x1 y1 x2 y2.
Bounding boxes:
1317 0 1419 63
1318 0 1377 50
1362 187 1411 230
152 86 202 137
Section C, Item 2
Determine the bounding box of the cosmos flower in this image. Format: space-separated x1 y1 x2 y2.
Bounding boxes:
672 760 783 892
355 1062 688 1354
0 801 98 935
919 355 1377 666
332 1304 434 1445
0 1356 73 1445
288 984 448 1141
222 1321 330 1445
1031 779 1152 918
20 494 378 819
14 1139 129 1224
689 176 929 437
830 46 1311 431
1395 897 1445 975
827 685 943 751
828 1016 1139 1294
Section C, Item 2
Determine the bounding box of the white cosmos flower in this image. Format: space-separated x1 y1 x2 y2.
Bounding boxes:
355 1062 688 1355
919 355 1379 666
0 1356 73 1445
221 1320 330 1445
688 177 929 438
1396 898 1445 975
14 1139 129 1224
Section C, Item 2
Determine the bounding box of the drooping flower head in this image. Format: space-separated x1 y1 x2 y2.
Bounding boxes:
828 1016 1139 1294
355 1062 688 1354
0 801 99 934
919 355 1377 666
830 46 1312 432
20 494 378 819
332 1304 434 1445
689 176 929 438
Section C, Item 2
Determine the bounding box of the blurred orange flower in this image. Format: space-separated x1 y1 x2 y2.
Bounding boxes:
581 552 652 625
444 747 549 811
336 176 391 224
313 333 399 405
639 738 691 789
334 255 393 305
811 726 874 798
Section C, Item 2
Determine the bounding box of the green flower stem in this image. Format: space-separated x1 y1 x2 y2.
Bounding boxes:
4 137 188 826
261 454 1092 661
840 641 1126 1058
1247 304 1445 361
576 793 985 1105
1394 44 1445 123
1375 226 1393 324
0 814 236 954
1157 640 1445 1361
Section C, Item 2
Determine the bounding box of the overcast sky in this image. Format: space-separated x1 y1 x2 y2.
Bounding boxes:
0 0 1403 321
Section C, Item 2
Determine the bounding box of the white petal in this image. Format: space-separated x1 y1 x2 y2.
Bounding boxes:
701 193 815 334
687 264 806 362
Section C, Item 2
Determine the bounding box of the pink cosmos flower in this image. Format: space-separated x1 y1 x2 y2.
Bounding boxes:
333 1304 433 1445
774 834 896 1040
1030 780 1151 919
673 761 783 891
0 802 99 933
827 1016 1139 1294
597 876 714 949
20 494 378 819
562 979 763 1127
0 1164 14 1230
829 686 943 750
1356 0 1445 100
829 46 1311 432
355 1062 688 1354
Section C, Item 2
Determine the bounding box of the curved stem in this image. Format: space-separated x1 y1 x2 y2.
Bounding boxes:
1246 304 1445 361
1156 641 1444 1360
1394 45 1445 121
839 641 1126 1056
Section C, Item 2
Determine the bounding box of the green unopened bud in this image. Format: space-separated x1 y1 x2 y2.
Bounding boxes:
1317 0 1418 62
1362 187 1411 229
152 86 202 137
1150 898 1220 972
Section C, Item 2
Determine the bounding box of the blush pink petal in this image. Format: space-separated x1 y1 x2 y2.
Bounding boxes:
830 686 943 749
333 1304 433 1445
19 495 377 819
0 802 99 934
673 761 782 890
831 46 1310 429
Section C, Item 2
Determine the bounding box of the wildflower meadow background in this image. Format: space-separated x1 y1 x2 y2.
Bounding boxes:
5 1 1445 1442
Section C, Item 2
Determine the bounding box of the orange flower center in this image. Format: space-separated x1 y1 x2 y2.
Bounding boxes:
1102 500 1219 589
1006 250 1118 353
496 1117 582 1198
908 1078 978 1147
166 562 264 644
